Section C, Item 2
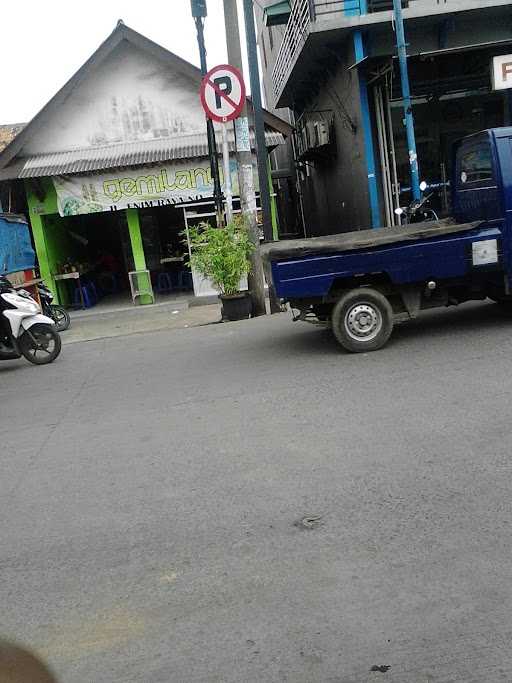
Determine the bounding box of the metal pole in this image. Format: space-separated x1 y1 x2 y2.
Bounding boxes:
221 124 233 223
392 0 421 202
242 0 273 243
374 86 392 227
242 0 281 313
222 0 267 317
384 81 400 222
193 14 225 227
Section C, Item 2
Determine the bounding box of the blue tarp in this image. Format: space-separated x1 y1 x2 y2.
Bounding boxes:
0 213 35 275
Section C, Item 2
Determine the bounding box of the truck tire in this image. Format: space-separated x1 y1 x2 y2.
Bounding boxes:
331 288 393 353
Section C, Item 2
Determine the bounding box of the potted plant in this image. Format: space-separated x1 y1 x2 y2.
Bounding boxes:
186 216 253 321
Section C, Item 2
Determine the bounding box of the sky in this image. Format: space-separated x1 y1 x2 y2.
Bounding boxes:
0 0 253 124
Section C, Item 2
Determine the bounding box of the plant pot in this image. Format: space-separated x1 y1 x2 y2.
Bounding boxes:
220 292 252 321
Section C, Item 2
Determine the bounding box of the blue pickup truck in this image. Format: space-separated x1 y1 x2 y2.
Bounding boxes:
262 127 512 352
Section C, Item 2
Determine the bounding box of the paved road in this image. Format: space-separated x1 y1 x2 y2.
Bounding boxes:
2 302 512 683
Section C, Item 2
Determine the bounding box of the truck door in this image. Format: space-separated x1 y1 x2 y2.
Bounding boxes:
453 133 502 223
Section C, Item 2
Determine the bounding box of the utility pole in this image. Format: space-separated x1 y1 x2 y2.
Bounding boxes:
242 0 273 242
223 0 267 317
393 0 421 202
242 0 281 314
191 0 225 226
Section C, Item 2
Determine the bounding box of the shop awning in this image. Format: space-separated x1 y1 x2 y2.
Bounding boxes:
0 131 285 180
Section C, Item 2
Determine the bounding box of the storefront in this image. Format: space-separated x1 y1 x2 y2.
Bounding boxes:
367 45 512 223
23 144 281 307
0 22 289 308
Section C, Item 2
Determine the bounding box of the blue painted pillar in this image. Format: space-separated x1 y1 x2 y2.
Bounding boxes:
353 30 381 228
344 0 366 16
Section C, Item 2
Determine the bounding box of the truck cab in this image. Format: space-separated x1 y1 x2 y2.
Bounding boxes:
453 129 510 224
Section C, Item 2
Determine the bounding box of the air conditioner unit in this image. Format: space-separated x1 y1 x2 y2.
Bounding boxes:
314 121 330 147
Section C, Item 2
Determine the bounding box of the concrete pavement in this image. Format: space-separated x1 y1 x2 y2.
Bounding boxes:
64 299 221 344
2 301 512 682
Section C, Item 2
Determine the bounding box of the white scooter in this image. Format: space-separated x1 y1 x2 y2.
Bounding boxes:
0 275 62 365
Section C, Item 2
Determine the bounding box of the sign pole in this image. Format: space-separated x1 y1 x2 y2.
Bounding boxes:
221 124 233 223
192 10 225 227
242 0 281 314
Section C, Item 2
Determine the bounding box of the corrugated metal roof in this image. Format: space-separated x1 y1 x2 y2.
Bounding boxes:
7 131 285 179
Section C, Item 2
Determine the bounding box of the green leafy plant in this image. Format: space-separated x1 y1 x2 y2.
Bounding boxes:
186 216 253 296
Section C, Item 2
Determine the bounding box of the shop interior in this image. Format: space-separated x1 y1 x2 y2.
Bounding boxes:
42 205 193 309
139 205 193 296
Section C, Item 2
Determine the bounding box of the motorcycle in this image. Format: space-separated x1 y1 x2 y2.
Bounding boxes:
0 275 62 366
394 181 441 225
37 281 71 332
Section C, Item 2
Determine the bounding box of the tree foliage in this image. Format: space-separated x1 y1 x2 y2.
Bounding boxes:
186 216 253 296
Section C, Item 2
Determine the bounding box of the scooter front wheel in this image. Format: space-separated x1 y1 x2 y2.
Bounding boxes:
50 305 71 332
19 324 62 365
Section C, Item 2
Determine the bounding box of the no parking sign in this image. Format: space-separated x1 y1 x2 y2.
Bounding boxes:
200 64 246 123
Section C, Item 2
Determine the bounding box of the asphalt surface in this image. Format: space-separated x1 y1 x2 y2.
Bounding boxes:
2 301 512 683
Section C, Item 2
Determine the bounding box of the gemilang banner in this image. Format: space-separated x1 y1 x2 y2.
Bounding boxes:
53 157 243 216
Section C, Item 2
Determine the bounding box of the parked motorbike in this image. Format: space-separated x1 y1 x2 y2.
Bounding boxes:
37 282 71 332
395 181 440 224
0 275 62 365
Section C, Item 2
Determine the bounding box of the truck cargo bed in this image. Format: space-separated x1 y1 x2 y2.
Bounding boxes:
261 218 482 262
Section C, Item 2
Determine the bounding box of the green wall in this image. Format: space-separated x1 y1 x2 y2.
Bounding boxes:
126 208 152 304
25 180 60 299
268 158 279 240
25 181 154 306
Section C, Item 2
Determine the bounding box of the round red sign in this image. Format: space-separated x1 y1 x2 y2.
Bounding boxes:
200 64 246 123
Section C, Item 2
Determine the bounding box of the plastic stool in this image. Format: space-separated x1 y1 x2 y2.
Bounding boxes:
87 281 100 302
178 270 193 290
73 285 92 309
85 282 98 305
157 272 173 294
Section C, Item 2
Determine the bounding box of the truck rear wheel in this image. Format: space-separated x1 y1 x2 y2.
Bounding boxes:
331 288 393 353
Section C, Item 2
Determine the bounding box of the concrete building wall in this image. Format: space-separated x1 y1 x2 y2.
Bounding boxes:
296 41 372 235
23 42 206 156
369 7 512 57
255 3 305 237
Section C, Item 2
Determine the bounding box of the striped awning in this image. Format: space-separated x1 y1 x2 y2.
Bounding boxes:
0 130 285 180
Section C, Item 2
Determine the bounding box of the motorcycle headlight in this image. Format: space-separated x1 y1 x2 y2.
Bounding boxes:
17 289 32 299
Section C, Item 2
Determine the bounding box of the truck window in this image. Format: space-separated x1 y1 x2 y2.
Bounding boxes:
459 142 493 185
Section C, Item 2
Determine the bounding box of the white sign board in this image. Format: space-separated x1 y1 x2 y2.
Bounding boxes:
472 239 498 266
492 54 512 91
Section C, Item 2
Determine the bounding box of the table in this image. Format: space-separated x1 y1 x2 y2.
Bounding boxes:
13 278 43 289
53 272 85 308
